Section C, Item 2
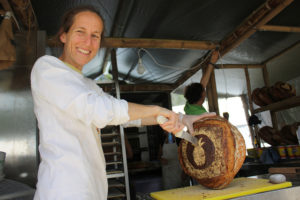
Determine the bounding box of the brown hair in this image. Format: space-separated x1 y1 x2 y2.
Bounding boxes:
184 82 205 104
52 5 105 47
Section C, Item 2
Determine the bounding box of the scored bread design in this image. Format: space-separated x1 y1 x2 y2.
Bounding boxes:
178 116 246 189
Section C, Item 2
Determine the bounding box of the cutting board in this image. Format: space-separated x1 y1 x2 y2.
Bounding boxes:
150 177 292 200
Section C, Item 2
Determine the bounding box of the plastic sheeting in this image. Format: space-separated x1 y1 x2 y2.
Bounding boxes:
30 0 300 85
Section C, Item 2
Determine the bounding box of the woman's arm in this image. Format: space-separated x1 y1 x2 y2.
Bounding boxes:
127 102 183 134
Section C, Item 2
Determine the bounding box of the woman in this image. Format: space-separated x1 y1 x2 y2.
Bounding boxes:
31 6 184 200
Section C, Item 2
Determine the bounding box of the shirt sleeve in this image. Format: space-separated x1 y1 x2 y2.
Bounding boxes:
31 57 130 128
122 119 142 128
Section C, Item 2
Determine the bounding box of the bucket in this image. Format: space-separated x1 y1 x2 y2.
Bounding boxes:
256 148 263 159
292 145 300 159
247 148 256 158
286 145 296 159
277 146 287 159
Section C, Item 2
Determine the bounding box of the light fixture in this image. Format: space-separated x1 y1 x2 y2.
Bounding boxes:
137 57 146 75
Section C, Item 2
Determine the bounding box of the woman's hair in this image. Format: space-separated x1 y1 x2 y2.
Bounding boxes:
52 5 105 47
184 83 205 104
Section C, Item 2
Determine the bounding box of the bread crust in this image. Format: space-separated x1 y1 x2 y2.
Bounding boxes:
178 116 246 189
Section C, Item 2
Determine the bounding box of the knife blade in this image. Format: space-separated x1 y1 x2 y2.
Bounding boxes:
157 115 198 146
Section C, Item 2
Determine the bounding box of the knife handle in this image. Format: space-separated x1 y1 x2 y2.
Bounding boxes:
156 115 169 124
156 115 183 137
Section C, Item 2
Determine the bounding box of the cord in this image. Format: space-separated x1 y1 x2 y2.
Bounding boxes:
137 48 212 71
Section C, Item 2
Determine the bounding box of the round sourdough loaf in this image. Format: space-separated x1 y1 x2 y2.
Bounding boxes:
178 116 246 189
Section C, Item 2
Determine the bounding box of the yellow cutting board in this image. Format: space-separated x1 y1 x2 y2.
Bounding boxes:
150 177 292 200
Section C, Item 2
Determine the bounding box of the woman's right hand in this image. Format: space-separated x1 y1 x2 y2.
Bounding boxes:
157 108 185 134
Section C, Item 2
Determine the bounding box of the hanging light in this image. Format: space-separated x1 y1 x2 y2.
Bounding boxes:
137 57 146 75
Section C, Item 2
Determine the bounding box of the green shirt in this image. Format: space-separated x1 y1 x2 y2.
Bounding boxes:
184 102 207 115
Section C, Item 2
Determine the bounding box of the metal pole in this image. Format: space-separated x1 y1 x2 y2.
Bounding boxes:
111 49 130 200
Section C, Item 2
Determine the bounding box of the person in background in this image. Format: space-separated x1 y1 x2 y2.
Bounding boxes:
184 50 219 116
30 6 189 200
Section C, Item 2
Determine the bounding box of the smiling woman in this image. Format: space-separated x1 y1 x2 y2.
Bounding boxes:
30 5 187 200
59 11 103 70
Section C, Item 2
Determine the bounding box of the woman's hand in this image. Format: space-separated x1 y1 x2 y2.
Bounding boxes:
158 108 184 134
182 112 216 134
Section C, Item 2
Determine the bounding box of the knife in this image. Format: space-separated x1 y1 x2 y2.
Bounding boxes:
157 115 198 146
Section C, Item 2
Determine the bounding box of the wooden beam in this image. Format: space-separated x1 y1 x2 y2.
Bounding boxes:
111 49 121 99
216 64 264 69
99 83 175 93
253 96 300 114
257 25 300 33
241 94 256 149
263 41 300 64
244 67 261 147
220 0 294 56
262 65 270 87
102 37 217 50
244 67 254 113
210 70 219 115
174 0 293 90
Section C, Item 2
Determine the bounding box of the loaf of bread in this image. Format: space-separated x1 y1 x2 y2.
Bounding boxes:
178 116 246 189
252 88 267 107
258 126 280 146
269 81 296 101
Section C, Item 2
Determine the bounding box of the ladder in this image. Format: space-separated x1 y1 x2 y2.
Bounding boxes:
101 49 130 200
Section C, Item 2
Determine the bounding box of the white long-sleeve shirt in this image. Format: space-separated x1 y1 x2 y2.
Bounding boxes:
31 55 132 200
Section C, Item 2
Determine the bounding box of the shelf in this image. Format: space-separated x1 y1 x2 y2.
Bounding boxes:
107 188 126 199
253 96 300 114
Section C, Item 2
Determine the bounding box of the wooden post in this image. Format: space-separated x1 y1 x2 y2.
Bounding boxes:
262 65 278 130
204 67 219 115
244 66 260 147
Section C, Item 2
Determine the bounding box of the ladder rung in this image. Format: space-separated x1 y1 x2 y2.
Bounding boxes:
108 188 126 199
107 170 124 179
108 180 125 188
106 161 123 166
104 152 122 156
102 141 120 146
101 133 119 138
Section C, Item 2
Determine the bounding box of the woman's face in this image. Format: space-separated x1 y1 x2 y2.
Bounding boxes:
59 11 103 70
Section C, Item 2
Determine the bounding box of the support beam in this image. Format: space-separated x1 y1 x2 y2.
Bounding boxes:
216 64 264 69
102 38 217 50
99 83 175 93
219 0 294 56
174 0 293 91
263 41 300 64
257 25 300 33
204 67 219 115
244 67 260 147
